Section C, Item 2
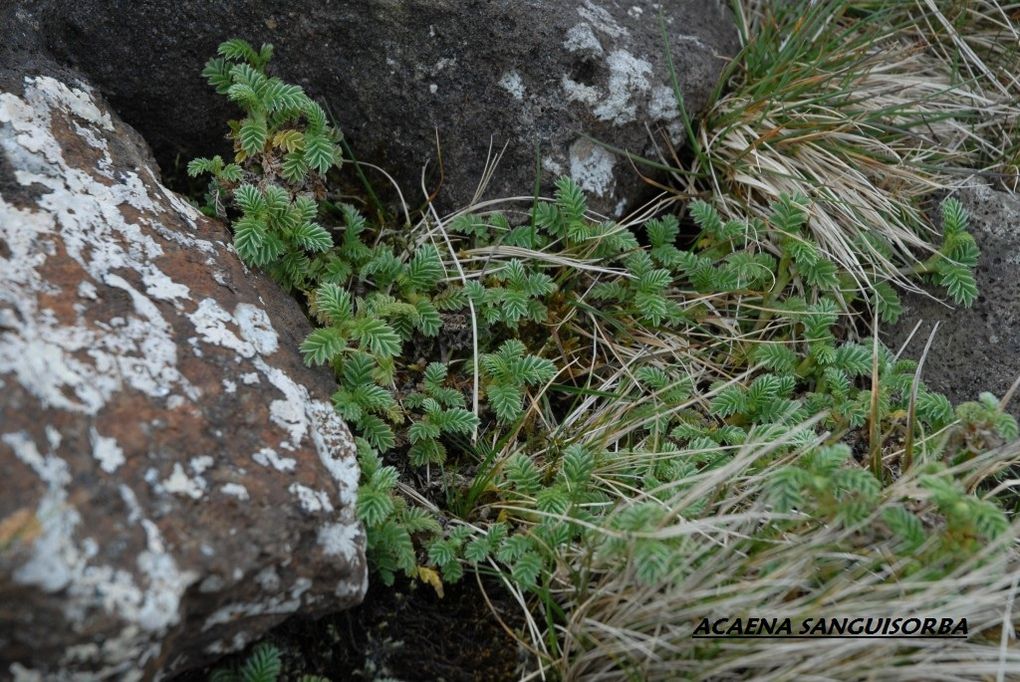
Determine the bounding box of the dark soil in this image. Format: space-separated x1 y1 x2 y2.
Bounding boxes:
176 574 528 681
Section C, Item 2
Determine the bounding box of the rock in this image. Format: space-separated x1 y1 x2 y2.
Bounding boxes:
0 62 366 678
36 0 738 215
884 180 1020 416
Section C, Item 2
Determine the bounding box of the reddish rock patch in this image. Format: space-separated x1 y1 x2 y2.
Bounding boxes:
0 74 366 679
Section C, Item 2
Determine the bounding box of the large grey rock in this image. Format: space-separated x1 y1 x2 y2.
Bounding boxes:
36 0 738 215
0 61 366 678
885 180 1020 415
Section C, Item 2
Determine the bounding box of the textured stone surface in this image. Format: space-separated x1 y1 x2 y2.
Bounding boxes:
0 69 366 678
37 0 738 215
885 180 1020 416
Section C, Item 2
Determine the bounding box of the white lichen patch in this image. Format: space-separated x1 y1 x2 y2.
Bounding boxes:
11 663 45 682
317 522 362 562
498 70 526 101
252 447 296 473
234 303 279 356
162 462 206 500
289 482 334 514
156 180 205 232
569 138 617 198
3 428 195 673
256 566 281 592
220 483 250 500
0 76 202 414
120 485 198 631
648 84 680 122
0 75 366 674
542 157 565 176
577 1 627 38
61 643 102 665
45 425 62 449
335 569 369 599
306 400 359 507
560 48 659 128
4 430 77 592
90 427 125 474
594 50 652 125
166 395 187 410
188 298 258 359
77 281 98 300
561 75 601 107
434 57 456 71
142 268 190 304
190 455 214 474
253 356 350 464
202 578 312 632
34 78 113 130
564 23 604 56
198 576 226 598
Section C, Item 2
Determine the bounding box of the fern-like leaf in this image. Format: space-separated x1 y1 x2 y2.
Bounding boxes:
511 551 543 590
238 643 282 682
303 132 337 174
769 467 808 512
350 318 401 357
882 505 925 550
709 385 746 418
300 327 346 366
938 264 978 307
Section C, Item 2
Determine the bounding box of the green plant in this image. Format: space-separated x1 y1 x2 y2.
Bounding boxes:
914 197 980 307
919 466 1010 551
769 443 881 524
208 642 336 682
404 363 478 466
465 259 557 329
330 352 401 453
480 340 557 424
945 391 1019 462
210 643 282 682
188 40 342 291
357 443 441 585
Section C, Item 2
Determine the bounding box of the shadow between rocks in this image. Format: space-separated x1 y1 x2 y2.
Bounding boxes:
174 575 527 681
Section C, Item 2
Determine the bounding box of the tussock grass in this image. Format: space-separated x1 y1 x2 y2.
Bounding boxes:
869 1 1020 189
668 0 1020 289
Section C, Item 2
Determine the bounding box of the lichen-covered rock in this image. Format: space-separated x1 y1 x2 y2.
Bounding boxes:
37 0 738 215
0 70 366 678
885 180 1020 417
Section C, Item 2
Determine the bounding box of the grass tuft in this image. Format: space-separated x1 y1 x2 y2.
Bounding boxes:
666 0 1020 291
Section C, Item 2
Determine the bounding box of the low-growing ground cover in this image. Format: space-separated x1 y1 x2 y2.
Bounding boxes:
186 2 1020 678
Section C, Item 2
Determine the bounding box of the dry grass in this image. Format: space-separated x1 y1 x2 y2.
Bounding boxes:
551 438 1020 681
668 0 1020 290
881 0 1020 190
